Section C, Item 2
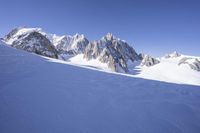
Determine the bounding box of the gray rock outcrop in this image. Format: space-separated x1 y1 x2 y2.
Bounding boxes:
178 57 200 71
84 33 140 73
165 51 181 58
56 34 89 55
141 55 160 67
4 29 58 58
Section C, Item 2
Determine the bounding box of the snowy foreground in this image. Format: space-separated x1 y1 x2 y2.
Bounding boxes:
1 44 200 133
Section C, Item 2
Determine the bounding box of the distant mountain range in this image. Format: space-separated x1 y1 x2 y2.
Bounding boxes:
1 27 200 85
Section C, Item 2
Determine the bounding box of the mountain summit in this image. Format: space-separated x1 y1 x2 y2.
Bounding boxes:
4 27 58 58
84 33 140 72
3 27 145 73
2 27 200 78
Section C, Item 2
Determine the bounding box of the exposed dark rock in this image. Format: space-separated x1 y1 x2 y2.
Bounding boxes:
7 30 58 58
56 34 89 55
141 55 160 67
165 51 181 58
84 33 140 73
178 57 200 71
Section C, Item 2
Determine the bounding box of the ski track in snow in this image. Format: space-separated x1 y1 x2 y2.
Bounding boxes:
1 44 200 133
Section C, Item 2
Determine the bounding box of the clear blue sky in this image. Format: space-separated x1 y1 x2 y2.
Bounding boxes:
0 0 200 56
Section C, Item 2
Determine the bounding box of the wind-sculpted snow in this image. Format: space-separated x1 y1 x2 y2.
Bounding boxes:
1 42 200 133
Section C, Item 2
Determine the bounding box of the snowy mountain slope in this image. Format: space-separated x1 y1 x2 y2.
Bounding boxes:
3 27 142 73
66 53 200 86
1 41 200 133
178 56 200 71
134 55 200 86
4 27 45 45
68 54 112 71
3 27 58 58
2 27 200 85
4 27 89 56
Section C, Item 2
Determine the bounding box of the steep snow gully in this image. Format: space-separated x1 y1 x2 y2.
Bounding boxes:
1 42 200 133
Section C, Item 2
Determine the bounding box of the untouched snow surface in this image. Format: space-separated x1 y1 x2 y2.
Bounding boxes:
67 54 200 86
1 43 200 133
134 56 200 86
68 54 111 71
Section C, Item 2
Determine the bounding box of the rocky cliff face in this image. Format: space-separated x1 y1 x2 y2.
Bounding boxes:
4 27 58 58
56 34 89 55
141 55 160 67
3 27 200 73
4 28 19 41
3 27 162 73
178 57 200 71
84 33 140 72
165 51 180 58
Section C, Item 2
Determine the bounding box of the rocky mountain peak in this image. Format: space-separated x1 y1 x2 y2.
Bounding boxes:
73 33 85 39
104 32 115 40
55 33 89 56
178 57 200 71
3 27 200 74
84 33 140 73
3 27 58 58
4 27 20 41
165 51 181 58
141 55 160 67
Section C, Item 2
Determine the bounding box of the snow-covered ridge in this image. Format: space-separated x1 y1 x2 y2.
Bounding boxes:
2 27 200 85
4 27 45 44
178 57 200 71
135 55 200 86
3 27 143 73
4 27 58 58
